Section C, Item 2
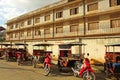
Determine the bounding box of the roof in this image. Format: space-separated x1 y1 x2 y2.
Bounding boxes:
14 43 28 46
0 26 5 31
33 42 53 46
105 42 120 46
59 42 86 46
0 43 12 46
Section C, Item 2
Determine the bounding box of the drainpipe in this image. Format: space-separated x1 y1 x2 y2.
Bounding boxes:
32 16 35 40
52 9 55 39
19 22 20 41
83 0 86 36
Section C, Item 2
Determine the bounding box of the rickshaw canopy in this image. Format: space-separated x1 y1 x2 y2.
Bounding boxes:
105 42 120 47
14 43 28 46
0 43 12 47
59 42 86 46
33 42 53 46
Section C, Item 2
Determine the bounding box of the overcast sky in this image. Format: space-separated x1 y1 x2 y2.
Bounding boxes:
0 0 60 28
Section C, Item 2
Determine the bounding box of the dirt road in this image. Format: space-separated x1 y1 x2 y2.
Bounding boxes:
0 60 106 80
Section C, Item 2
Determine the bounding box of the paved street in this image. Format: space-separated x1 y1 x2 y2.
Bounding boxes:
0 59 108 80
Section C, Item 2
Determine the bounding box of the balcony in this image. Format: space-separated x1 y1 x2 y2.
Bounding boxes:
26 36 32 40
34 35 44 39
86 27 120 36
9 37 19 41
54 30 84 38
44 34 53 38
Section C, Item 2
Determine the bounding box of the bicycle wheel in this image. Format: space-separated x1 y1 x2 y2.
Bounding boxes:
83 72 96 80
43 64 51 76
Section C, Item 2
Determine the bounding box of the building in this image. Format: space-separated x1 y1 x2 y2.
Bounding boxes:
6 0 120 64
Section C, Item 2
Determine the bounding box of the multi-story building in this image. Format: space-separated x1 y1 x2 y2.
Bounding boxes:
6 0 120 63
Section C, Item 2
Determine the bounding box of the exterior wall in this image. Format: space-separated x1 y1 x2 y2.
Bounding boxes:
82 38 120 63
99 0 110 11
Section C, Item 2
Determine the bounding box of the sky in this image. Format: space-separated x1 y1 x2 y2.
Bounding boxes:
0 0 60 28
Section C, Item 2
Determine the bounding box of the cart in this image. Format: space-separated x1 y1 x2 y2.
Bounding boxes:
0 43 15 61
104 43 120 79
14 43 32 65
0 43 11 58
57 42 86 72
32 42 53 68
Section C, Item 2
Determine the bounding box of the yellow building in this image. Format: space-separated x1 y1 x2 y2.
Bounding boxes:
6 0 120 64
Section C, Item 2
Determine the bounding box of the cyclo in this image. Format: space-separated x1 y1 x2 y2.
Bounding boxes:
104 43 120 79
32 42 53 76
0 43 13 60
57 42 95 80
57 42 86 72
14 43 32 65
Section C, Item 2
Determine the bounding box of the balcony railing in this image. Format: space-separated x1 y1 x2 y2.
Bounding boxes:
86 27 120 35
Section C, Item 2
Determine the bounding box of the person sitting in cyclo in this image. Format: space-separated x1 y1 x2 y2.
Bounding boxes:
113 56 120 80
105 58 114 75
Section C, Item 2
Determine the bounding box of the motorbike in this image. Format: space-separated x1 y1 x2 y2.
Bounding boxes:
43 53 51 76
72 58 96 80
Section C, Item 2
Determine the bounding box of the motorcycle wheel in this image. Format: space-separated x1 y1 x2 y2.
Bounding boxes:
43 64 51 76
82 72 95 80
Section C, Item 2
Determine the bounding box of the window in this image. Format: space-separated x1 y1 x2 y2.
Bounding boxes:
15 24 18 28
35 17 40 23
15 33 18 38
20 32 24 37
70 7 79 15
68 0 75 2
35 28 41 36
88 22 99 30
87 2 98 11
110 0 120 7
21 22 24 27
44 28 50 35
38 31 41 35
10 25 14 29
56 11 63 18
55 23 63 33
27 19 32 25
27 30 31 36
111 19 120 28
56 27 63 33
70 24 79 32
10 34 13 38
45 15 50 21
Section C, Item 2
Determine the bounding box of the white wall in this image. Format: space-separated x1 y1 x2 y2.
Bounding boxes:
82 38 120 63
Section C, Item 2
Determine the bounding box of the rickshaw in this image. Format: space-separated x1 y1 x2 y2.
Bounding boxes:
14 43 32 65
32 42 53 68
104 43 120 79
57 42 86 72
0 43 12 59
0 43 16 61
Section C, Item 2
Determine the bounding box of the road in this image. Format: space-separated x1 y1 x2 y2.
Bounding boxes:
0 60 107 80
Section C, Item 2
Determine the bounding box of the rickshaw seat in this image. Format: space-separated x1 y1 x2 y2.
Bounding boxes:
114 65 120 73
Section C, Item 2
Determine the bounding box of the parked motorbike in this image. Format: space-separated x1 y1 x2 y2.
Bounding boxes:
72 58 96 80
43 53 51 76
